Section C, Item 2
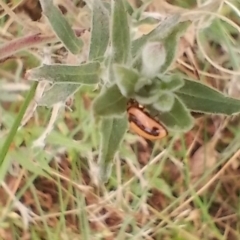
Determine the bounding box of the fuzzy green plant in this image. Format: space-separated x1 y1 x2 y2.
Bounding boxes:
3 0 240 183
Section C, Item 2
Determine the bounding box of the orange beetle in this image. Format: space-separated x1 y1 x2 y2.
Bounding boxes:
127 104 168 140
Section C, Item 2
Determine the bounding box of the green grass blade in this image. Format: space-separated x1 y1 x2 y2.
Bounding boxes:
0 82 38 182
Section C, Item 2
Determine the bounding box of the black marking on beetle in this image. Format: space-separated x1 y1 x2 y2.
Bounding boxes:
128 113 160 137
